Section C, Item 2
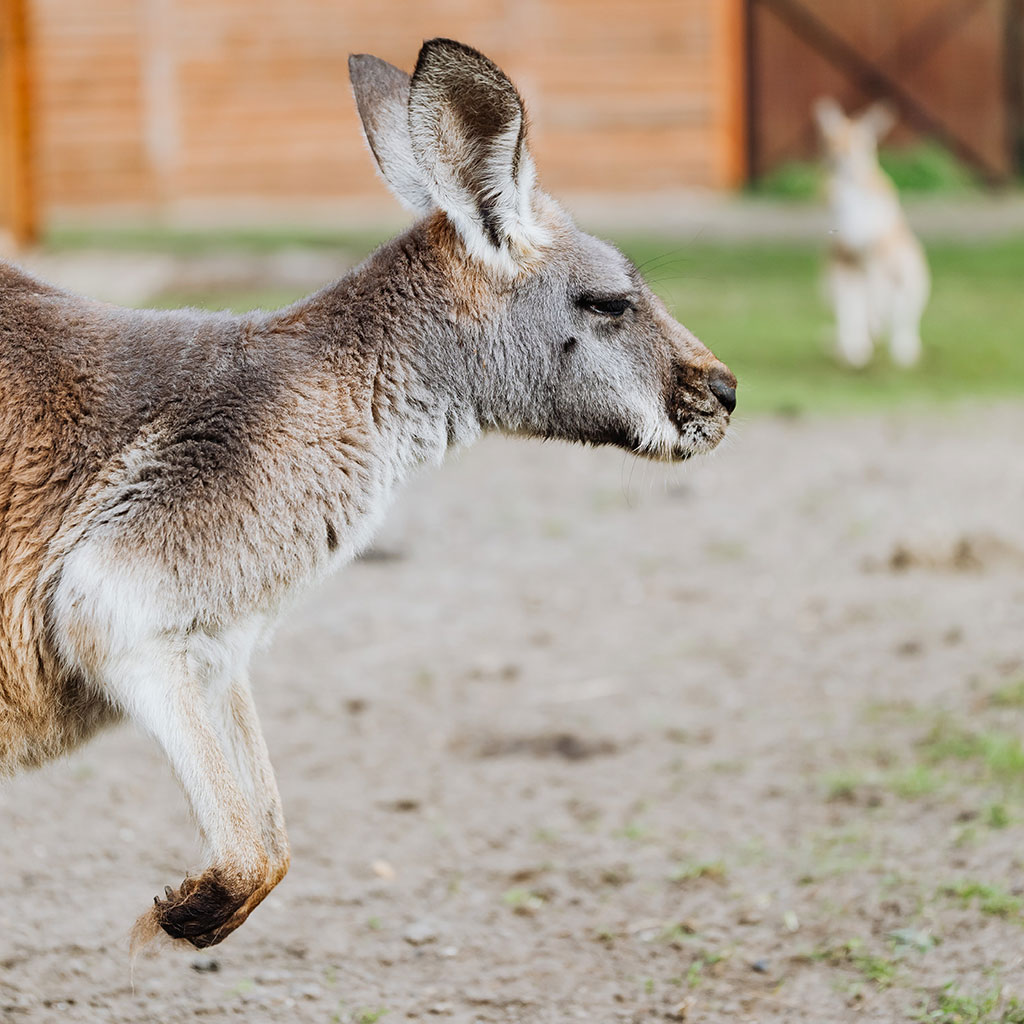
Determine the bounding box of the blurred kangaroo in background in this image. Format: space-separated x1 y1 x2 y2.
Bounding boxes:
0 39 736 949
815 98 930 368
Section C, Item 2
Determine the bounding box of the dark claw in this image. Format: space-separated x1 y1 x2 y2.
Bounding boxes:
165 886 175 899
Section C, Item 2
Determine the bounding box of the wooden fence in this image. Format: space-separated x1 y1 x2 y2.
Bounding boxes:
746 0 1024 183
3 0 745 237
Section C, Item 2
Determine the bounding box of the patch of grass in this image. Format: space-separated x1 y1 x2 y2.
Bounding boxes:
502 887 545 914
812 939 899 989
751 143 977 200
819 770 884 802
704 538 748 562
987 803 1011 829
852 952 898 989
823 770 868 802
685 960 703 988
227 979 255 998
978 735 1024 781
353 1009 389 1024
879 142 978 194
805 825 875 878
668 860 726 884
915 982 1024 1024
749 160 823 200
920 719 984 761
658 922 699 947
919 719 1024 786
615 820 651 842
940 880 1023 919
954 824 980 848
888 764 942 799
861 699 929 724
991 681 1024 709
684 951 725 989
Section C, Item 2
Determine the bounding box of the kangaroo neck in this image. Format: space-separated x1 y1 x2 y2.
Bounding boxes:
278 226 484 490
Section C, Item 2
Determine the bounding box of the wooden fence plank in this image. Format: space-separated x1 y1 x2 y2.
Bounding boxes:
1 0 37 247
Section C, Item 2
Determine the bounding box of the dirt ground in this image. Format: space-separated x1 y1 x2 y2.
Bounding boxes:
3 405 1024 1023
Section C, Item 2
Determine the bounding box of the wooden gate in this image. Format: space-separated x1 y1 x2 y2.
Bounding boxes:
745 0 1024 183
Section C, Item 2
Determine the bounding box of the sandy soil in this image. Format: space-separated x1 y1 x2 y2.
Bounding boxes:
2 405 1024 1023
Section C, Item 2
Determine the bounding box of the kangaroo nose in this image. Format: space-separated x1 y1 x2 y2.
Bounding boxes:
708 365 737 414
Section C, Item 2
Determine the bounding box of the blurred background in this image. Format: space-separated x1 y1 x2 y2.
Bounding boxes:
3 4 1024 1023
2 0 1023 411
1 0 1022 226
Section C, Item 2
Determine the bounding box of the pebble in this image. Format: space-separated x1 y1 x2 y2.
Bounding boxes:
190 956 220 973
372 858 396 880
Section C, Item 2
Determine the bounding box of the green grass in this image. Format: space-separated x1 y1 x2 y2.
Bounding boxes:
752 142 979 200
501 886 545 913
352 1010 389 1024
887 764 942 799
879 143 979 194
812 939 899 990
991 681 1024 709
986 803 1012 829
916 982 1024 1024
940 879 1023 919
42 227 1024 416
668 859 726 884
823 769 864 802
919 718 1024 787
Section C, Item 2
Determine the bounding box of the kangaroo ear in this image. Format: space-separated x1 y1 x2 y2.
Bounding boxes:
349 54 435 214
813 97 846 139
407 38 547 270
859 101 896 141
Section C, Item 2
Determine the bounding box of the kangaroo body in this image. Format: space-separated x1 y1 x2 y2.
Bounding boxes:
1 228 466 773
816 98 930 368
0 41 735 948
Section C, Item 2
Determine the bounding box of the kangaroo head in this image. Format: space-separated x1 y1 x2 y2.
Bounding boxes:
814 97 896 180
349 39 735 462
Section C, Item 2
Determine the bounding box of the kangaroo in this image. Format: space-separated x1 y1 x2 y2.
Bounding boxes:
0 39 736 949
814 97 930 368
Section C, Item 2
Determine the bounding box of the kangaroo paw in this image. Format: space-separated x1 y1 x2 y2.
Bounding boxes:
144 869 248 949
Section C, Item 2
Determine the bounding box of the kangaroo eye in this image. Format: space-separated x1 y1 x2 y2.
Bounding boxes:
580 296 631 318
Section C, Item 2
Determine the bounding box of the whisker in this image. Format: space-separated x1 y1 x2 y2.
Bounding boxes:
634 248 685 273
